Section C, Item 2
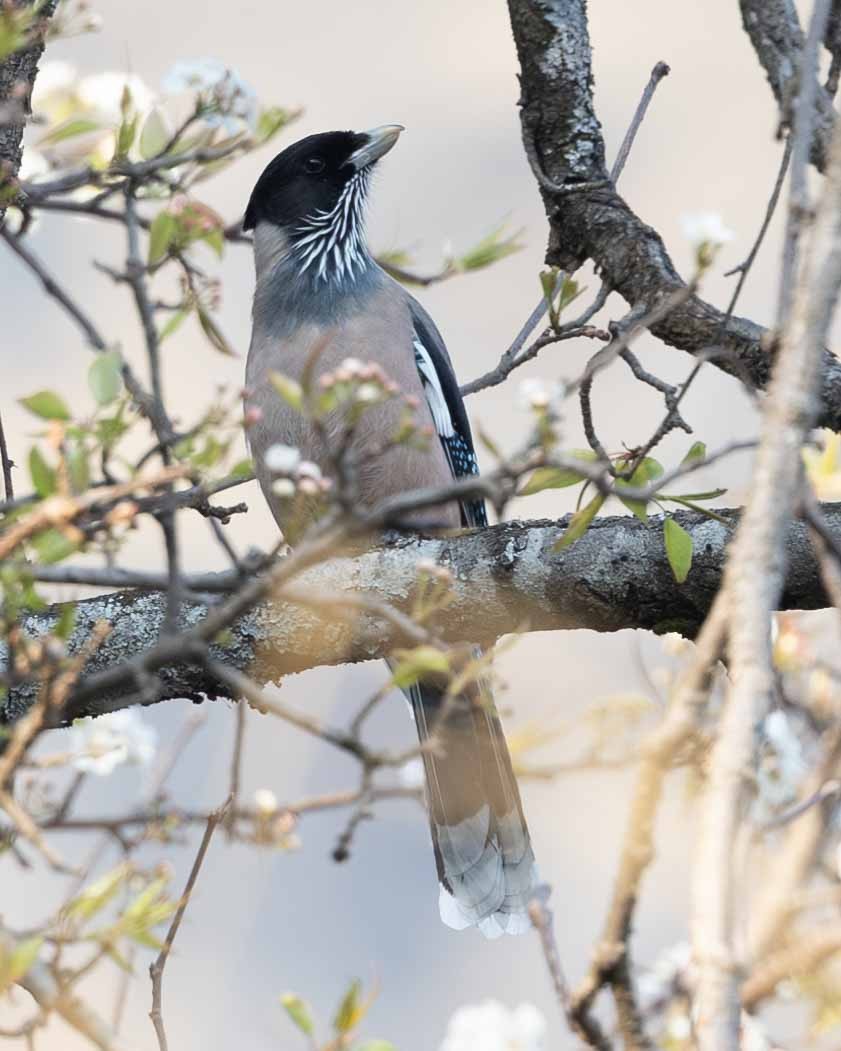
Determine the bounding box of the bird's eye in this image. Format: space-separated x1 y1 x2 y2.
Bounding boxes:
304 157 326 174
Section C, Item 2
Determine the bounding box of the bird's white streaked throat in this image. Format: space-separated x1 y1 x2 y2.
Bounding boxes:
291 169 372 285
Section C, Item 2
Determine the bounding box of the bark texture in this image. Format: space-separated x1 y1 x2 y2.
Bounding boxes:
0 0 57 224
506 0 841 431
3 506 838 723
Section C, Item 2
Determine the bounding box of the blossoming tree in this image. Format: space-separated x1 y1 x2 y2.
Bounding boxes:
3 1 841 1050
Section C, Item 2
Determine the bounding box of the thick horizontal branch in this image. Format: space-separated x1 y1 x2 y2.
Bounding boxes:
3 506 839 724
505 0 841 431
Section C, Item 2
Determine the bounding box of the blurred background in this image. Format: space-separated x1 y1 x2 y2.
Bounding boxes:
1 0 830 1047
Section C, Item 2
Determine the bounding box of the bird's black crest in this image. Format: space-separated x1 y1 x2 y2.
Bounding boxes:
243 130 368 232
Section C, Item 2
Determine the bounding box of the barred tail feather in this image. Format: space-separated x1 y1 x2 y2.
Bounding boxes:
404 676 538 938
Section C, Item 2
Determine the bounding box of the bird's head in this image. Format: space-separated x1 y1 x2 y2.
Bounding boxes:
244 125 403 283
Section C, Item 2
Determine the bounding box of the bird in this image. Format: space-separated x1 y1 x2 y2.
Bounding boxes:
243 125 537 937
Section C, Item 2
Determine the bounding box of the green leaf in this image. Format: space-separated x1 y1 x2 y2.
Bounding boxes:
269 371 304 412
123 876 169 923
38 118 101 146
664 517 693 583
20 390 71 421
201 227 225 258
229 458 254 481
66 444 90 494
148 211 177 265
333 978 364 1034
553 492 606 551
280 993 315 1036
53 603 76 641
681 440 707 467
520 451 600 495
7 936 43 983
66 864 130 921
139 107 170 159
159 307 190 343
88 350 123 406
616 457 664 522
197 306 236 356
28 446 55 497
116 114 139 158
558 275 584 312
30 528 78 564
458 225 522 272
390 646 450 689
661 488 727 502
355 1043 397 1051
256 105 295 142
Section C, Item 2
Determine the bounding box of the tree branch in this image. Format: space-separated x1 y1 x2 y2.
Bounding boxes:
505 0 841 432
4 506 841 724
739 0 836 173
0 0 58 224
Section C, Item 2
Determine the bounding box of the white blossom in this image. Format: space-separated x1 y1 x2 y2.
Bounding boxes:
398 757 425 790
162 58 257 132
440 1001 546 1051
254 788 279 816
17 149 50 182
297 461 322 482
680 212 734 248
518 378 563 411
272 478 297 499
77 71 155 123
66 709 157 776
264 443 301 475
741 1011 771 1051
355 382 382 404
754 710 806 819
31 60 78 110
636 942 692 1010
339 357 364 376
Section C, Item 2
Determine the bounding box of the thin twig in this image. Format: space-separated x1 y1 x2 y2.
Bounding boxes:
0 407 14 500
149 797 230 1051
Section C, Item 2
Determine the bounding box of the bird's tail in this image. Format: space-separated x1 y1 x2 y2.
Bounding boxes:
403 671 537 938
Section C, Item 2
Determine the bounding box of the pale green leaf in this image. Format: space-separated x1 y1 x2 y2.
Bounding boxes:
7 936 43 983
280 993 315 1036
88 350 123 406
30 528 78 564
139 107 170 159
553 492 606 551
38 118 101 146
616 457 664 522
53 602 76 641
66 864 130 921
458 225 522 272
664 517 693 583
390 646 450 689
333 978 365 1034
269 371 303 412
66 444 90 494
681 440 707 467
520 451 599 495
229 458 254 481
28 446 55 497
159 307 190 343
20 389 70 421
197 306 236 356
148 211 177 265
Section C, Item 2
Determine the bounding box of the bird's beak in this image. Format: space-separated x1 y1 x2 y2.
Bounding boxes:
347 124 404 170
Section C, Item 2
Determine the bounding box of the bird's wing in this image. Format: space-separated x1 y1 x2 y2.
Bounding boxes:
406 296 488 528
